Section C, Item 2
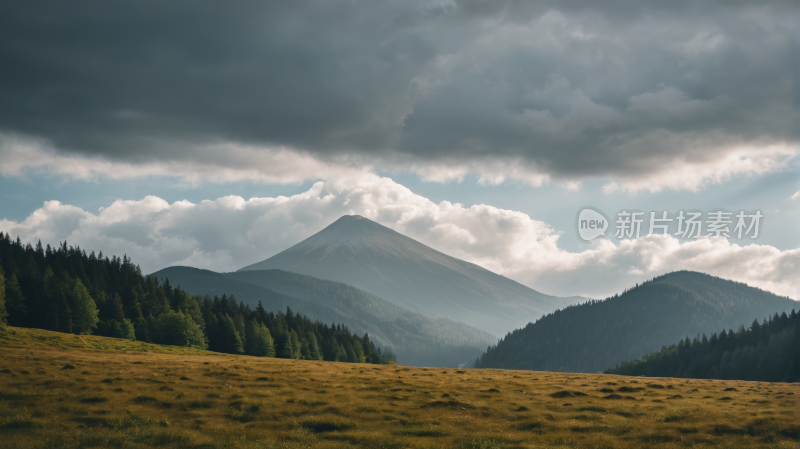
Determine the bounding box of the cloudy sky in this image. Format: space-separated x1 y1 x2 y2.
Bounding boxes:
1 0 798 299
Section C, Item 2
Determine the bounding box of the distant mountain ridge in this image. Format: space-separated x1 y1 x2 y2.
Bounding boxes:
475 271 798 373
151 266 496 367
239 215 584 336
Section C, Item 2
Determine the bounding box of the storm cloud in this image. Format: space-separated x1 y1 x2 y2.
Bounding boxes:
1 0 797 188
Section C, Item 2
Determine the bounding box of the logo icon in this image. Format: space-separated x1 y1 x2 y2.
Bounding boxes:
577 208 609 241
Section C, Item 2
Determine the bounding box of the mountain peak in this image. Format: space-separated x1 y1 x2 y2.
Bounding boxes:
336 214 367 221
238 215 583 336
327 214 388 233
288 214 411 254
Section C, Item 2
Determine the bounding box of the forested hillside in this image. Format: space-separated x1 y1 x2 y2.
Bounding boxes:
607 309 799 382
0 233 394 364
152 266 496 367
474 271 797 373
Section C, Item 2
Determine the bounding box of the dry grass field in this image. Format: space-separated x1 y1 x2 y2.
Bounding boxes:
0 327 798 449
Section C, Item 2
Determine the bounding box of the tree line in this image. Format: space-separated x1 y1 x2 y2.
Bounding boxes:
0 232 395 364
605 309 799 382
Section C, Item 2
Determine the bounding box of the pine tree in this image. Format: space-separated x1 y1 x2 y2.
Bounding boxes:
0 264 8 333
353 340 366 363
345 341 356 363
361 333 372 362
245 318 258 356
290 330 302 359
122 286 144 322
34 240 44 264
57 290 73 334
308 332 322 360
72 279 99 335
218 314 244 354
4 273 26 324
42 266 58 330
300 339 312 359
232 313 246 348
205 313 221 352
255 300 267 323
281 330 295 359
110 293 125 321
280 336 292 358
246 319 276 357
229 312 247 351
265 325 276 357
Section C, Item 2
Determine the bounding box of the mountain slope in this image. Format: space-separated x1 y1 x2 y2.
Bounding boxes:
475 271 799 373
606 308 800 382
238 215 583 336
152 266 496 367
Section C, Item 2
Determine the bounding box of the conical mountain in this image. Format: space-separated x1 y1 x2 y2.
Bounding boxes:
239 215 583 336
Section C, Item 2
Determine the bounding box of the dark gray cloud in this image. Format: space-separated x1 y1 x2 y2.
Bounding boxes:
0 0 797 179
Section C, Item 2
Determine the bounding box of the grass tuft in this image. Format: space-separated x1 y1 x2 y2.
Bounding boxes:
550 390 576 398
0 415 40 430
0 391 29 401
576 405 606 413
130 430 187 446
185 400 215 410
421 400 475 409
301 418 357 433
132 395 160 404
517 421 545 431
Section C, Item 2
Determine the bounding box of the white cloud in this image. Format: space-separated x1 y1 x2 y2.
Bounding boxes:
791 191 800 200
1 173 797 300
602 139 797 193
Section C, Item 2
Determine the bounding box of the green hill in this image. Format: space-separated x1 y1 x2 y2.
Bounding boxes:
152 266 496 367
475 271 798 373
606 308 800 382
0 234 394 366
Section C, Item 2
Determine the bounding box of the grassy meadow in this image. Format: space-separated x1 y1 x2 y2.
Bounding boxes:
0 327 798 449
